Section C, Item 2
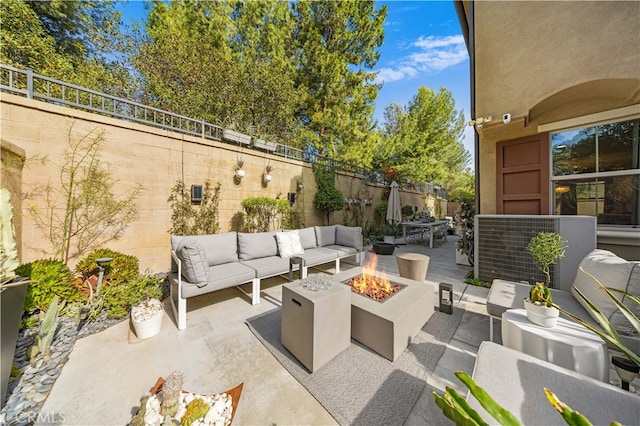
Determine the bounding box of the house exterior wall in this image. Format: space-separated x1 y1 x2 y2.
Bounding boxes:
0 94 430 272
467 0 640 256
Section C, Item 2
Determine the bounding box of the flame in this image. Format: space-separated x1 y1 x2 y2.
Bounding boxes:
349 253 395 299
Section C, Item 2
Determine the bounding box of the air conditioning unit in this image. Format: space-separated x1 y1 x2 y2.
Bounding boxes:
474 215 596 291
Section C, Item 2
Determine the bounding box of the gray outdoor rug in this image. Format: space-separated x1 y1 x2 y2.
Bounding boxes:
246 305 464 426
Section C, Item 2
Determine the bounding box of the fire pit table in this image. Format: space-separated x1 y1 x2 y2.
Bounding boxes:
333 267 435 361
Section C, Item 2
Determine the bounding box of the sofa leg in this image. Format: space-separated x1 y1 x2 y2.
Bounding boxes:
252 278 260 305
489 316 494 342
169 281 187 330
301 266 308 279
335 259 340 274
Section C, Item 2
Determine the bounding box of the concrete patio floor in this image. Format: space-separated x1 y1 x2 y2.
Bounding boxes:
37 235 634 425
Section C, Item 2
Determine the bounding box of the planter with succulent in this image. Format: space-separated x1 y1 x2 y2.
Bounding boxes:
524 231 567 327
263 165 273 184
130 370 243 426
1 188 36 407
131 298 164 339
234 159 245 179
379 223 399 245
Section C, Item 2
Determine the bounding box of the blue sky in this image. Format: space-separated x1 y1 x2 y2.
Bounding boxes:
116 0 473 163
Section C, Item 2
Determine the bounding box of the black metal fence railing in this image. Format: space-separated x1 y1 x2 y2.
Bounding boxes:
0 63 445 194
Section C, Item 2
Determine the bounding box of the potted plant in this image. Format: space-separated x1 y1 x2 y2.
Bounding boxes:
454 199 474 266
524 231 567 327
234 159 245 179
380 223 399 244
402 205 414 221
0 188 34 408
263 165 273 184
131 298 164 339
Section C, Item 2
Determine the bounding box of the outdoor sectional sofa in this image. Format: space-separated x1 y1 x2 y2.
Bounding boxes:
469 341 640 425
169 225 364 329
487 249 640 355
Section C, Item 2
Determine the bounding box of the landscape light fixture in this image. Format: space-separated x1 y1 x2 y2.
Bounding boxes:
95 257 113 295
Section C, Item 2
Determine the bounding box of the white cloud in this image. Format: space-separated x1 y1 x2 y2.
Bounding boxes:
374 34 468 84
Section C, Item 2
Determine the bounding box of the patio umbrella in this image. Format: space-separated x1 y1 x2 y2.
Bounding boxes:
386 180 402 225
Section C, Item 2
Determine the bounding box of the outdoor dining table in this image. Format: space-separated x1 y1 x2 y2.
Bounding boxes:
400 219 449 248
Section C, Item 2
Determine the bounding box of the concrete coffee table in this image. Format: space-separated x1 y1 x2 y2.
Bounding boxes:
281 280 351 372
502 309 609 381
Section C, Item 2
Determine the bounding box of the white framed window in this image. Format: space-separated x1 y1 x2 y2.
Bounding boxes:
551 118 640 226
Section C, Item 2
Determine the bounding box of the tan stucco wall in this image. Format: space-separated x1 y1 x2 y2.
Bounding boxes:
0 94 432 273
472 1 640 214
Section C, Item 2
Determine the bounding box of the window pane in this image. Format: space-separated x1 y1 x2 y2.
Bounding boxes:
597 119 639 172
552 128 596 176
554 176 639 226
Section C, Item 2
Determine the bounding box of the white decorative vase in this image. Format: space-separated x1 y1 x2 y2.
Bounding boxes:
263 173 272 182
524 299 559 327
235 169 245 178
131 299 164 339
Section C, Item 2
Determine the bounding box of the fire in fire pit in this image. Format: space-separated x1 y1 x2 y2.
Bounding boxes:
344 253 404 302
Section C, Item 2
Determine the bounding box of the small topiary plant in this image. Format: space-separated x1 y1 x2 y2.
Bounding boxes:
526 231 567 307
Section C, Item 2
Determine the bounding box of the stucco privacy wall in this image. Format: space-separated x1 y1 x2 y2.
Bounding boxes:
472 1 640 214
1 94 427 273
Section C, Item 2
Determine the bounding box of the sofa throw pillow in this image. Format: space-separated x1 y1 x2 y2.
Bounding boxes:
315 225 337 247
276 231 304 258
336 225 363 251
297 227 318 249
571 249 637 335
176 240 210 288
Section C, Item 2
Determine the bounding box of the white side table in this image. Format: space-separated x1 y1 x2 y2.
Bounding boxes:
501 309 609 381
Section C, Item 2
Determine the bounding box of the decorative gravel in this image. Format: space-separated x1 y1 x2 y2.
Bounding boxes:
0 275 169 425
0 314 124 425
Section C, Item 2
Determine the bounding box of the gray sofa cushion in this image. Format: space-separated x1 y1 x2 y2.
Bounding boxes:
321 244 358 258
571 249 638 335
336 225 363 251
297 227 318 249
469 342 640 425
176 240 210 287
298 248 338 266
178 262 256 299
171 233 238 267
315 225 337 246
238 232 278 260
241 256 290 278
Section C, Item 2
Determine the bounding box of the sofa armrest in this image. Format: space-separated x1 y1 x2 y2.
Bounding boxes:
170 250 183 298
469 342 640 425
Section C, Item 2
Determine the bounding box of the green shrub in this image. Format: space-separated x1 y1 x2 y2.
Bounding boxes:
402 205 414 217
100 273 164 319
75 248 139 284
16 259 83 314
374 201 388 218
241 196 290 232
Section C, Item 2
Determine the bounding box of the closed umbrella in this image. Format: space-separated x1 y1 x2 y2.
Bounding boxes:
386 180 402 225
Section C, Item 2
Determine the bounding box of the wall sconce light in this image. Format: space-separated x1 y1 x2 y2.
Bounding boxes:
287 192 296 206
468 116 493 128
263 165 273 185
234 159 245 181
191 184 203 202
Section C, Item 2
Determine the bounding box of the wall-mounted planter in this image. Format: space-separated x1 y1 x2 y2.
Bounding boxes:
263 173 272 183
251 138 276 152
222 129 252 145
235 169 246 178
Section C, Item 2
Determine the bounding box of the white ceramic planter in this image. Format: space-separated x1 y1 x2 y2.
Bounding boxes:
383 235 395 244
132 313 163 339
131 299 164 339
263 173 272 182
524 299 559 327
235 169 245 178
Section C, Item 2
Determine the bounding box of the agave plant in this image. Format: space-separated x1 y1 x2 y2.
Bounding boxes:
553 267 640 368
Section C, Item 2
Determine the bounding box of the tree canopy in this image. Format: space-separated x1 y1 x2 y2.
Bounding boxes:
375 86 470 187
2 0 472 193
